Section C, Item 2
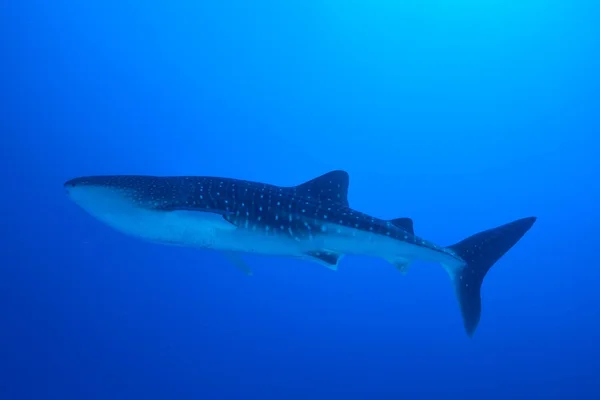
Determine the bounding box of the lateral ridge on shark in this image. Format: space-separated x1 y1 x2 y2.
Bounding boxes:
64 170 536 337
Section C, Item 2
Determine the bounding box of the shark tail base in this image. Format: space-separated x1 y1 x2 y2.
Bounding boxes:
447 217 537 337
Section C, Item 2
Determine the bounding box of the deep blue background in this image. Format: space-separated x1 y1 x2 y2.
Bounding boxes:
2 0 599 398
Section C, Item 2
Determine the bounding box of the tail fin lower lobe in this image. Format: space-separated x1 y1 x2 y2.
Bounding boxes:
448 217 537 337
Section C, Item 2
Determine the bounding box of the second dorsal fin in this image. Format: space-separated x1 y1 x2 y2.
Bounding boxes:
294 170 350 207
389 217 414 234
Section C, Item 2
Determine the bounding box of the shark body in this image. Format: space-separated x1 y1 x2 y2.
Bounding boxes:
64 170 536 336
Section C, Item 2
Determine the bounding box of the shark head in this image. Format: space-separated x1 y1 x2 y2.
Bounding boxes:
64 176 159 218
63 175 242 246
64 175 196 241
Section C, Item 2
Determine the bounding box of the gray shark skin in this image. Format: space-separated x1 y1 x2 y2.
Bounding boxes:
64 170 536 337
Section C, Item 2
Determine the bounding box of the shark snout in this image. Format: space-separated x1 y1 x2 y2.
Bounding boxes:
64 178 77 194
64 177 93 188
64 177 92 198
63 176 121 201
64 176 120 195
64 180 75 192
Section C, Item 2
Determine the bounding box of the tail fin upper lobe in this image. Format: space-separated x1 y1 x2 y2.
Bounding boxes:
448 217 537 337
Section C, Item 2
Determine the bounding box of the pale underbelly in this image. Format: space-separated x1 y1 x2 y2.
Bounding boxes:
91 209 461 267
101 209 310 256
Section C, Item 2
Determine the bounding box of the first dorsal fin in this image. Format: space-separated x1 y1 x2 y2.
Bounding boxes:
294 170 349 207
389 217 414 234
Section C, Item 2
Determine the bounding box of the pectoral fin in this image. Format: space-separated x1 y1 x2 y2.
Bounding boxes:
303 250 344 271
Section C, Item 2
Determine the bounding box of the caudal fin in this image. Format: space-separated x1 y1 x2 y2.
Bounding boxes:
448 217 537 337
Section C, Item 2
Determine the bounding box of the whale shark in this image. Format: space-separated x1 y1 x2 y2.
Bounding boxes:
64 170 536 336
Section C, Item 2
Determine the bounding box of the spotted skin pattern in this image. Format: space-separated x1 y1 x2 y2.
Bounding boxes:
66 172 457 261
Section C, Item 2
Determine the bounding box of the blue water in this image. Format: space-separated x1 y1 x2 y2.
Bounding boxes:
2 1 599 398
